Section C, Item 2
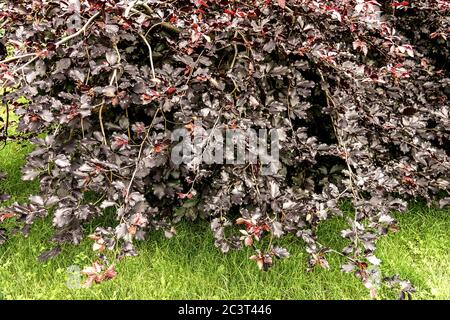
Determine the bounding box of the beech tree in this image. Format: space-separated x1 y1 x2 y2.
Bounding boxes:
0 0 448 297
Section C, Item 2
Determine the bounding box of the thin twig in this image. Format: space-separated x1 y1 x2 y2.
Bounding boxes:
124 0 139 18
141 3 153 15
0 18 8 29
144 21 181 37
230 31 239 70
80 117 85 139
99 104 107 145
317 68 361 253
98 44 122 146
286 82 298 147
4 12 100 75
0 102 10 150
187 108 223 194
125 108 161 201
138 33 156 80
55 12 101 47
184 49 205 87
316 241 358 263
0 53 37 65
15 56 38 75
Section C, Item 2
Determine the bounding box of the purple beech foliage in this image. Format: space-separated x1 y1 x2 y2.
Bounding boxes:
0 0 449 297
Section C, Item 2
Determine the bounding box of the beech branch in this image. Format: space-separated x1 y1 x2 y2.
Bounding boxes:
0 12 100 71
139 33 156 80
55 12 101 48
125 108 161 202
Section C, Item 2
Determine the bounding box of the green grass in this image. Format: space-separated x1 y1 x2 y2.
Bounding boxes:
0 139 449 300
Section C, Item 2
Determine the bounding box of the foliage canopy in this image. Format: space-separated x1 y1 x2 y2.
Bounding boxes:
0 0 449 297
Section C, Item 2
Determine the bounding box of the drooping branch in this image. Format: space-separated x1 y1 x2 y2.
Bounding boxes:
0 53 37 65
138 33 156 80
0 11 101 72
55 12 101 47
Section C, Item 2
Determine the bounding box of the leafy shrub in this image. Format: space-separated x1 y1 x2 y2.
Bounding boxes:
0 0 449 297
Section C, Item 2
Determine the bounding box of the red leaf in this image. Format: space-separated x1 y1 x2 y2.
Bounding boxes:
244 236 253 247
177 192 193 199
0 212 15 223
166 87 176 95
153 144 164 153
104 265 117 280
195 0 209 7
177 192 187 199
224 9 235 16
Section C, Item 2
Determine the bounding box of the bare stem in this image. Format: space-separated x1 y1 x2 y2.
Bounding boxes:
2 12 100 75
0 53 37 65
124 0 139 18
125 108 161 201
138 33 156 80
317 68 361 254
55 12 101 47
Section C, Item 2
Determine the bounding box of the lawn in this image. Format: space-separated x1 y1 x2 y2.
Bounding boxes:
0 138 449 300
